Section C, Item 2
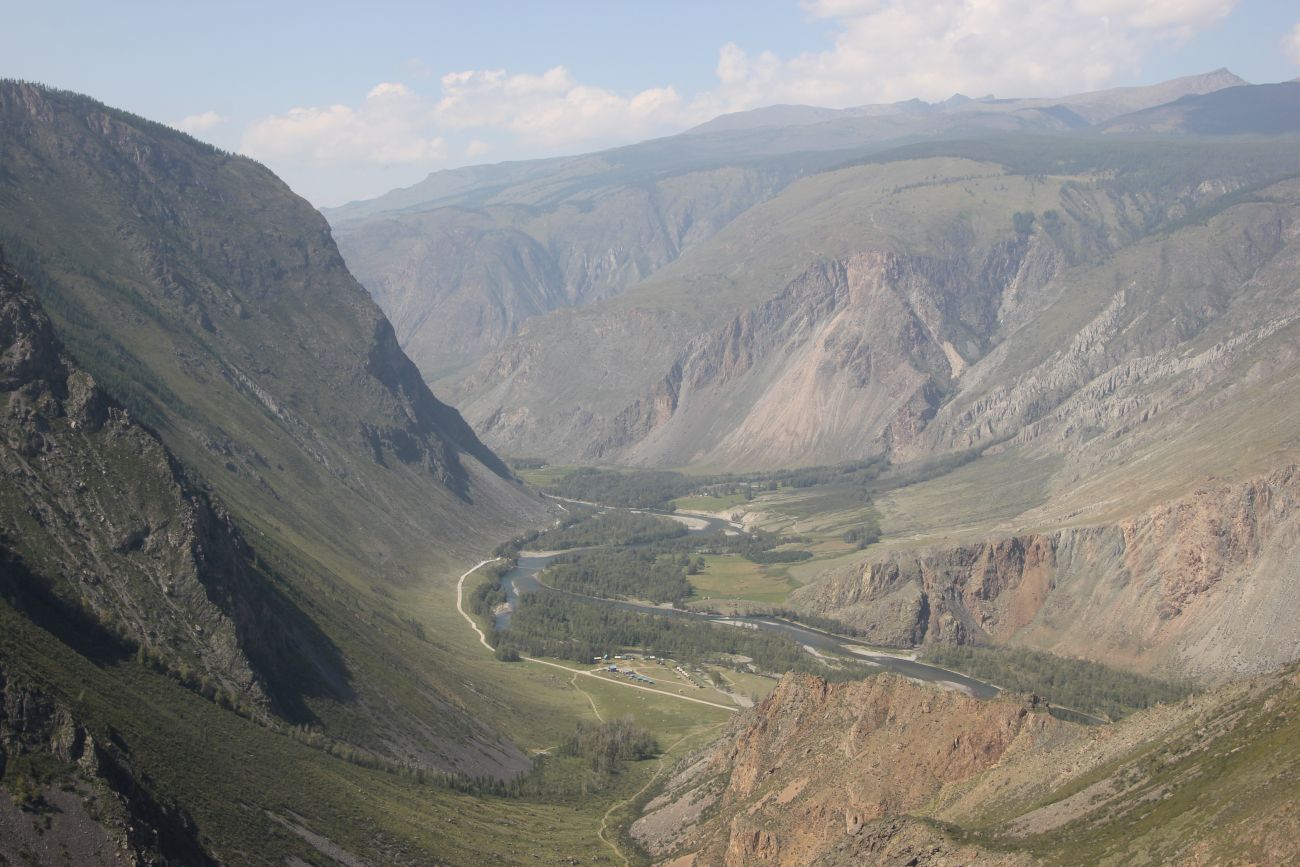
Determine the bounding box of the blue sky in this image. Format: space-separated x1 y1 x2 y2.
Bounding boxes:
8 1 1299 206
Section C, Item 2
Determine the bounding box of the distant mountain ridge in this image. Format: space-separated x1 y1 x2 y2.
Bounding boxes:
327 68 1253 379
687 67 1248 134
1099 81 1300 135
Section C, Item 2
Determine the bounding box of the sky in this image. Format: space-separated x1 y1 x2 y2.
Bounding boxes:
8 1 1299 207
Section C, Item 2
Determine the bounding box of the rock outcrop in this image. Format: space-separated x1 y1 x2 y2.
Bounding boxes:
793 465 1300 680
0 662 214 865
0 252 341 715
635 673 1051 866
637 666 1300 865
593 237 1038 469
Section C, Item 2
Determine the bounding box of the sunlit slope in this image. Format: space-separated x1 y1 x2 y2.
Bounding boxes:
453 136 1300 480
327 69 1245 381
635 666 1300 865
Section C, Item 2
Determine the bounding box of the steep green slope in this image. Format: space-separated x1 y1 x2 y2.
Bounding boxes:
0 585 656 866
0 255 340 720
0 79 555 776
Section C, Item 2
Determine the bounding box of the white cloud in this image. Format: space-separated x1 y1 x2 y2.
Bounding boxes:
431 66 687 147
174 111 227 133
1073 0 1235 33
711 0 1239 107
240 82 445 168
236 1 1242 204
1285 21 1300 65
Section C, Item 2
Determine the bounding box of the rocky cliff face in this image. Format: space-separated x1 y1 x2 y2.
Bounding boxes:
0 662 213 865
1 253 344 717
636 666 1300 866
635 673 1051 866
593 235 1040 469
454 141 1300 474
332 160 795 377
793 465 1300 680
908 181 1300 471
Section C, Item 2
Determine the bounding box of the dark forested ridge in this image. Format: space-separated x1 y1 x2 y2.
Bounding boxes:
532 511 687 550
496 592 817 674
542 549 694 604
923 645 1193 720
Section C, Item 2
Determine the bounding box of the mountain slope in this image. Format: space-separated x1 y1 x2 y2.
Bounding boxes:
0 80 553 778
635 667 1300 865
332 159 798 376
1099 81 1300 135
330 71 1248 380
793 464 1300 681
452 135 1300 474
0 254 342 718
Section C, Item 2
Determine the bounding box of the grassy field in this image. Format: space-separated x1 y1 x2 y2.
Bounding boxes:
672 492 751 512
583 657 777 712
689 554 799 605
515 464 586 487
715 668 780 702
407 559 738 752
576 666 736 722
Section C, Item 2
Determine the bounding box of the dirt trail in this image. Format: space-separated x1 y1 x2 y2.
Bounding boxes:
571 672 606 722
597 726 724 867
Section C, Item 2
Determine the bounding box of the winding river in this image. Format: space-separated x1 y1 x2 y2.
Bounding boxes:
495 510 1002 700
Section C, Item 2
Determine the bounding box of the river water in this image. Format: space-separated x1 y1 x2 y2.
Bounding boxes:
495 510 1002 699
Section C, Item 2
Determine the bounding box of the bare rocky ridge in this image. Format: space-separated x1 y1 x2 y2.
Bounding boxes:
329 70 1248 382
594 238 1035 468
907 179 1300 470
633 673 1052 866
636 667 1300 865
792 465 1300 681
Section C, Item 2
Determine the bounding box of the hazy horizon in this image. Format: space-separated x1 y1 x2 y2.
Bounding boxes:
10 1 1300 206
